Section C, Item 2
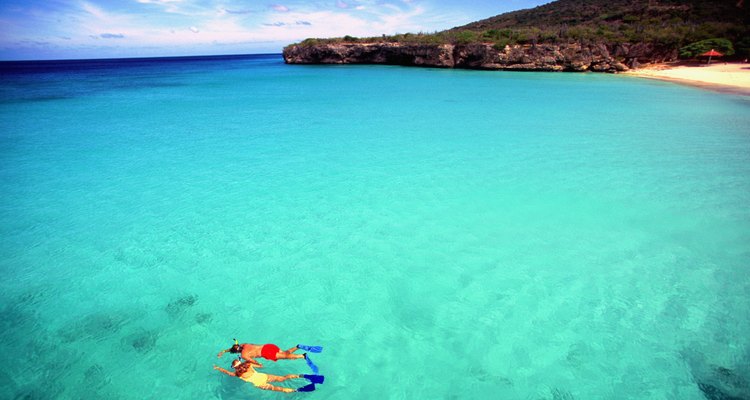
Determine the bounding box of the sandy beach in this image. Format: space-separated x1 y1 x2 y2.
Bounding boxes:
625 62 750 96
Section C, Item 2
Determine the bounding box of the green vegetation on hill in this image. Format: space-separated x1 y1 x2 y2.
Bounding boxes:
289 0 750 59
452 0 748 55
679 38 735 58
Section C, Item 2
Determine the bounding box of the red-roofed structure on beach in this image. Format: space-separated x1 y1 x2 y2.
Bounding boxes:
700 49 724 64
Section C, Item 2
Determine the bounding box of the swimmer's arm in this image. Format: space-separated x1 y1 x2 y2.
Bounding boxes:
246 357 263 368
217 348 232 358
213 365 236 377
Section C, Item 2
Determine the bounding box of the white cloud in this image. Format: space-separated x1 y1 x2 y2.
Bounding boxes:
136 0 183 4
80 1 109 20
135 0 184 13
0 0 473 59
222 8 253 15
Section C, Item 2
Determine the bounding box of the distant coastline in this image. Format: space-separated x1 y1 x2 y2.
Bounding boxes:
282 42 750 95
282 42 632 73
282 0 748 93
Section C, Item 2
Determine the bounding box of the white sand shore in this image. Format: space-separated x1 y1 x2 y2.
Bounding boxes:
624 62 750 96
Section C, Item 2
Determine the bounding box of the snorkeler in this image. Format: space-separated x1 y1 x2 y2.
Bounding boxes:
214 358 324 393
217 339 323 372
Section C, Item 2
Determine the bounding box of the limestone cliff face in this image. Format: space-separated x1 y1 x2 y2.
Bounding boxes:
283 42 676 72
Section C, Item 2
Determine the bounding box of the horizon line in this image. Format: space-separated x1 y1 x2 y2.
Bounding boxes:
0 52 284 64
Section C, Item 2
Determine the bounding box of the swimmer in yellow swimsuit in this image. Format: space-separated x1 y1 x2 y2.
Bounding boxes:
214 359 324 393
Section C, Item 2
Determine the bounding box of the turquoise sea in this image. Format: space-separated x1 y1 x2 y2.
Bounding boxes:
1 54 749 399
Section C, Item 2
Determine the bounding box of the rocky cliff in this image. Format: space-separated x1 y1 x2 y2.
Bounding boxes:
283 42 678 72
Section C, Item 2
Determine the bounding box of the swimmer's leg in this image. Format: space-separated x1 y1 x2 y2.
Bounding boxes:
259 375 303 394
276 350 304 360
257 384 294 393
267 374 301 383
285 345 299 353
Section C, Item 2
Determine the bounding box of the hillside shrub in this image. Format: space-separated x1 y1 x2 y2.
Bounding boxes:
679 38 734 58
455 31 479 45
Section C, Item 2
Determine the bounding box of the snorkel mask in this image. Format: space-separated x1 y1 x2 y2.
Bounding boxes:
230 338 241 353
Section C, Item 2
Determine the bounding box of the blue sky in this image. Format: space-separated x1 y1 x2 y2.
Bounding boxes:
0 0 551 60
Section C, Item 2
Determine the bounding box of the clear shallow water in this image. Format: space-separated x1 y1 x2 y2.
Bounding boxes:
1 54 749 399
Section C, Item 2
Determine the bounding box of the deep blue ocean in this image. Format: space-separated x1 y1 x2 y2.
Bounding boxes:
1 53 749 399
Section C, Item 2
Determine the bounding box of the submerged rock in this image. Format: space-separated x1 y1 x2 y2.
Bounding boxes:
83 363 111 389
57 313 127 343
165 294 198 318
697 383 746 400
551 388 576 400
682 348 750 400
123 330 159 353
714 366 749 391
195 312 213 325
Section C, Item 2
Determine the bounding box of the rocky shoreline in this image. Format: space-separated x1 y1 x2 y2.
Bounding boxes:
283 42 679 73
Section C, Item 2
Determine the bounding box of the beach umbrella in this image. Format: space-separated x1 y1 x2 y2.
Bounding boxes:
700 49 723 64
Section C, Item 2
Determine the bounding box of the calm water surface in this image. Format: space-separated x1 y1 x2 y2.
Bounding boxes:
1 54 749 399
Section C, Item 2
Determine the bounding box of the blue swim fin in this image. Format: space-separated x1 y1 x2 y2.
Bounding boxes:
304 353 319 374
297 383 316 392
297 344 323 353
302 374 325 384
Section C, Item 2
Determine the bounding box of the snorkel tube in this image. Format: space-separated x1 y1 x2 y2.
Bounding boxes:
228 338 242 354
